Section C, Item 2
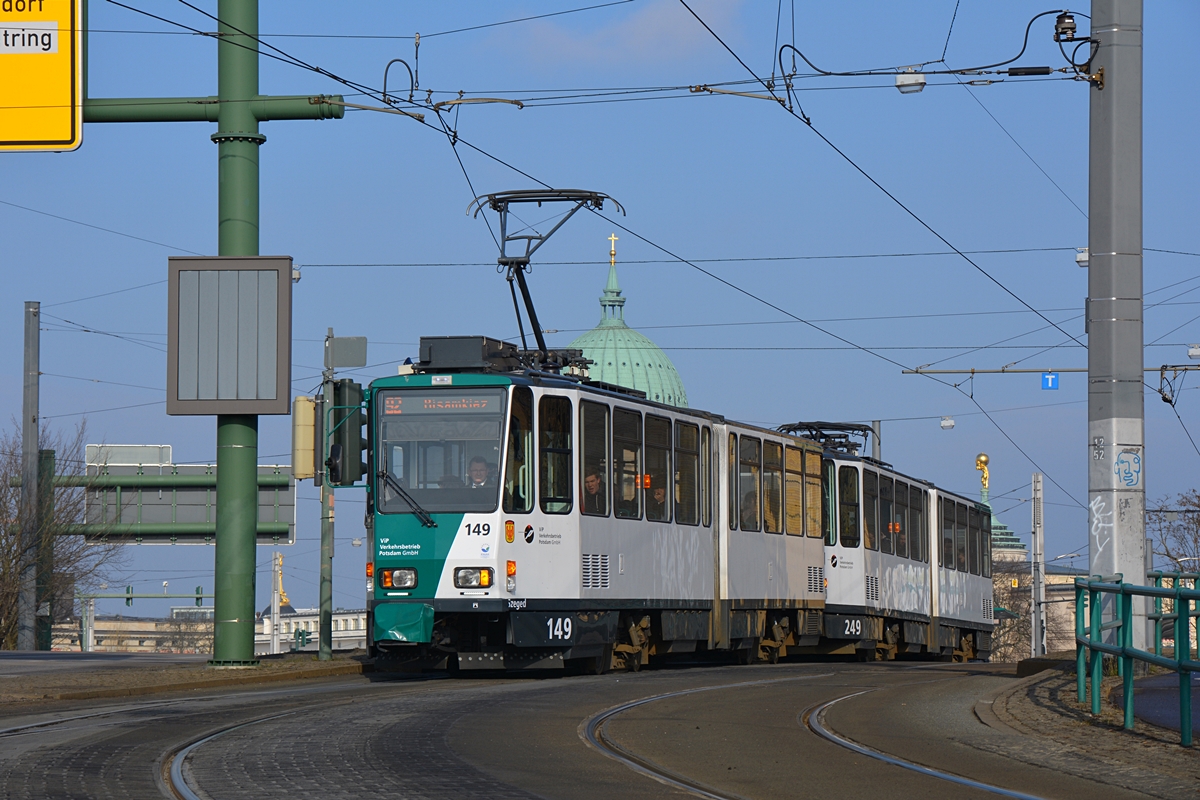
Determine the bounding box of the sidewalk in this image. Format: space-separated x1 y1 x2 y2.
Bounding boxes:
973 666 1200 798
0 651 371 708
1112 671 1200 734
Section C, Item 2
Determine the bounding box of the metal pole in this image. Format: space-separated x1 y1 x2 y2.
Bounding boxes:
1088 0 1146 650
211 0 262 666
35 449 55 650
270 552 281 655
871 421 881 461
319 329 335 661
1032 473 1046 657
86 598 95 652
17 301 40 651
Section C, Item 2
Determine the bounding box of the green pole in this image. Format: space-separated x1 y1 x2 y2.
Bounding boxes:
1177 589 1192 746
1121 587 1134 730
211 0 262 666
35 450 55 651
1090 583 1102 716
320 368 334 661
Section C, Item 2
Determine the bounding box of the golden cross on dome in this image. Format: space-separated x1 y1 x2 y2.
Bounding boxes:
608 233 619 267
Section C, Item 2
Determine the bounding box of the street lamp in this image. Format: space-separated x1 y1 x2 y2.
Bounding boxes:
896 67 926 94
940 416 955 430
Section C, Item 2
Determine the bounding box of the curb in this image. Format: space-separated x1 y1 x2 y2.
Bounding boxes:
53 661 372 701
973 669 1049 735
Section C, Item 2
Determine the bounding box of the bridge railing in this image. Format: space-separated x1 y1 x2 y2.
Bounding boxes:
1075 574 1199 746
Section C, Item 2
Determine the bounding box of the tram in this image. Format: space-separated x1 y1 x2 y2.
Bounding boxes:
363 336 993 672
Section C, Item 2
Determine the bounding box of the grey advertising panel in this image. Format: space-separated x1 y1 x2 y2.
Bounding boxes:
168 256 292 415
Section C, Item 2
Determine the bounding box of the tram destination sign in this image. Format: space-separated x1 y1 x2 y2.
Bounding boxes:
0 0 83 151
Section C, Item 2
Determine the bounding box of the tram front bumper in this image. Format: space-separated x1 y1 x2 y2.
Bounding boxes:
373 602 435 643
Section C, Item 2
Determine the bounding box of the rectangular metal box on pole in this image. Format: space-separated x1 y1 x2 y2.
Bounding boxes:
167 256 293 415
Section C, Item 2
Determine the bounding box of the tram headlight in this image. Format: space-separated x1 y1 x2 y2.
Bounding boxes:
381 568 417 589
454 567 493 588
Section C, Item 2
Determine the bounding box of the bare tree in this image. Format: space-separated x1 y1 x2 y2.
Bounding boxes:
991 562 1032 662
0 421 126 649
1147 491 1200 571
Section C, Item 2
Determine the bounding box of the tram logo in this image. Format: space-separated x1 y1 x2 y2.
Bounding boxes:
523 525 535 544
830 555 838 568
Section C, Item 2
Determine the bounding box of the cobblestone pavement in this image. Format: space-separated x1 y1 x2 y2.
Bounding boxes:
3 662 1196 800
982 668 1200 799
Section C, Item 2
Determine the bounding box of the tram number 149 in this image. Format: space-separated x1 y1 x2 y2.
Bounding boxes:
545 616 573 640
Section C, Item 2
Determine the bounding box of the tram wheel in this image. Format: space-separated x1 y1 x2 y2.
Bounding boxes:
624 652 642 672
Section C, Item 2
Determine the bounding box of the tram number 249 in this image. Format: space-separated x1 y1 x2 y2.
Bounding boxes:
843 618 862 637
545 616 573 640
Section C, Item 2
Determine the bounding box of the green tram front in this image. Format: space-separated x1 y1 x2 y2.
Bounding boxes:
367 373 612 671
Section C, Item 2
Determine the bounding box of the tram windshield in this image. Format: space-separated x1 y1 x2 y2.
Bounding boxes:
376 388 506 514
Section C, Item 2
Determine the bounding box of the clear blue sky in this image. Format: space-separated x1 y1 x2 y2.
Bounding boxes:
3 1 1197 619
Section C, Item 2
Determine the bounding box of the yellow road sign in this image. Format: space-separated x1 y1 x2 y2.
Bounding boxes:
0 0 83 152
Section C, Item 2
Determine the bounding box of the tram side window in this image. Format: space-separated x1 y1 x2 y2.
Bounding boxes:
504 387 533 514
968 505 981 575
613 409 643 519
941 498 954 568
738 436 762 532
539 396 573 514
806 452 823 539
982 512 992 577
701 427 712 528
863 470 878 550
645 416 672 523
910 487 925 562
894 481 909 559
879 476 894 555
838 466 860 548
821 458 836 545
763 442 783 534
675 422 700 526
955 502 968 572
728 434 738 530
580 401 609 517
784 446 804 536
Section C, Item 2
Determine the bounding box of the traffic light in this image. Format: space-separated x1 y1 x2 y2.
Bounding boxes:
125 586 133 607
327 379 366 486
294 628 310 649
195 586 203 607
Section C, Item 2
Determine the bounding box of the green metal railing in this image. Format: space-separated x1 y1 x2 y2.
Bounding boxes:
1148 570 1199 657
1075 574 1199 746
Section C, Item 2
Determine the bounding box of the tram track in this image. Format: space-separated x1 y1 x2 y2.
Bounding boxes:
581 669 1052 800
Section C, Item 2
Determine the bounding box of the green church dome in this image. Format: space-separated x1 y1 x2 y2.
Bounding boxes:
568 251 688 407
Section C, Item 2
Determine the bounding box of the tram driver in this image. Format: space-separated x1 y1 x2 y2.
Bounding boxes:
467 456 493 489
583 468 606 514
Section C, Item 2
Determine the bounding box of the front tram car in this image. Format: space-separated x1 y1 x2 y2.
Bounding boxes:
365 337 993 671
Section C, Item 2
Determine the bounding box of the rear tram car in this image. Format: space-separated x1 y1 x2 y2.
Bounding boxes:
364 337 993 671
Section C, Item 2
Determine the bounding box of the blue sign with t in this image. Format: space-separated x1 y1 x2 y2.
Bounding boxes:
1041 372 1059 390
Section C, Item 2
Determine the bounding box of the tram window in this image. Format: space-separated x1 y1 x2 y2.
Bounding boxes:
675 422 700 526
784 446 804 536
879 477 894 555
539 396 573 514
701 427 712 527
645 416 672 522
728 434 738 530
838 466 860 548
862 470 878 551
580 401 609 517
503 387 533 514
968 505 981 575
613 409 643 519
738 436 762 532
982 512 992 577
955 503 968 572
763 442 783 534
910 487 925 562
941 498 954 568
894 481 908 559
821 458 836 545
805 451 823 539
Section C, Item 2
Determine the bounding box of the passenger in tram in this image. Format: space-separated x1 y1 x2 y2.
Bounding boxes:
583 469 606 514
740 489 759 530
467 456 493 488
646 484 668 521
